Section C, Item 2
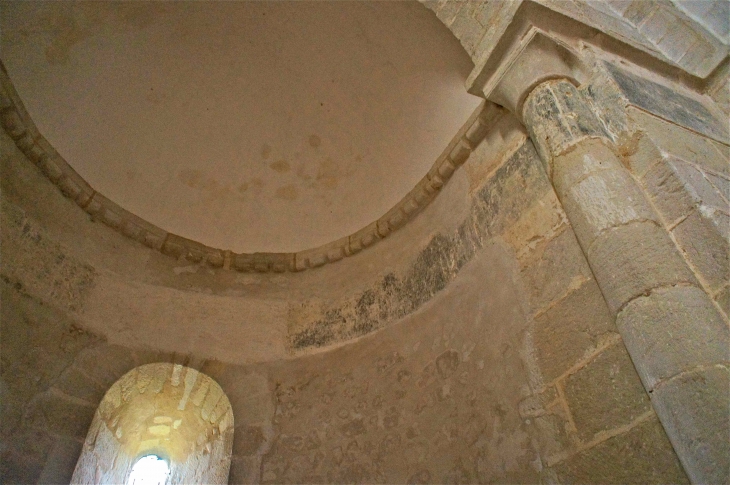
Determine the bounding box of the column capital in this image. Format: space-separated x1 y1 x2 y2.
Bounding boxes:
477 31 588 118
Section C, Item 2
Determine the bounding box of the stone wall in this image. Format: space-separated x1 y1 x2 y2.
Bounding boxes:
1 100 688 482
421 0 728 79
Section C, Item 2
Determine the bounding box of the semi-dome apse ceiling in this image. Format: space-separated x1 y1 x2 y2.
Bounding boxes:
1 1 480 253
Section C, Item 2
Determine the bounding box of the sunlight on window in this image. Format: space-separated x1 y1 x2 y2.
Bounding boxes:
127 455 170 485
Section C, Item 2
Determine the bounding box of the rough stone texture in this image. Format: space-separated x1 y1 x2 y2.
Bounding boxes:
532 279 617 383
716 284 730 317
630 107 730 177
643 155 728 225
287 140 550 351
651 366 730 485
604 63 728 144
261 242 542 485
617 286 730 391
587 220 698 315
519 228 593 316
552 416 688 484
672 209 730 293
563 343 651 442
558 160 658 250
523 80 610 173
1 26 711 481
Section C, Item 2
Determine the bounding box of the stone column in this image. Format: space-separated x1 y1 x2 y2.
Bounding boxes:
521 79 729 484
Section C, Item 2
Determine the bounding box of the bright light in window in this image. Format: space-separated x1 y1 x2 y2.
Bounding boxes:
127 455 170 485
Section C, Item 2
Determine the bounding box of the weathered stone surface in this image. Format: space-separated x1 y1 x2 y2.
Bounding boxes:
37 437 83 485
651 365 730 485
287 141 548 351
0 449 45 485
234 425 265 456
532 279 616 383
716 284 730 317
617 286 730 391
587 220 697 314
629 107 730 177
672 210 730 292
229 456 260 485
552 416 688 484
53 365 107 405
25 391 96 439
643 156 728 224
519 228 593 314
560 164 657 250
523 80 609 172
621 132 664 178
563 343 651 441
0 202 96 313
0 279 99 410
73 343 137 390
605 63 728 144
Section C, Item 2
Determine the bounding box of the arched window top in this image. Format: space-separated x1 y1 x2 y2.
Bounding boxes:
72 364 234 485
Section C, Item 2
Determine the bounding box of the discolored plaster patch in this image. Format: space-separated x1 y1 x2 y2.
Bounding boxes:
287 141 549 351
276 184 299 201
308 134 322 148
270 160 291 173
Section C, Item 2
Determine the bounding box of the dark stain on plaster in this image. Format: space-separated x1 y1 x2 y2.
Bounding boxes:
289 141 548 351
309 135 322 148
275 184 299 201
270 160 291 173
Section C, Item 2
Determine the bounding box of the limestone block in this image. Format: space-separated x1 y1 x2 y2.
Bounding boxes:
559 165 657 250
53 365 108 405
563 343 650 441
706 171 730 202
672 210 730 292
622 132 664 178
532 279 616 383
587 220 697 315
37 437 83 485
651 365 730 485
716 285 730 317
552 417 688 484
519 228 593 314
629 107 729 177
0 450 44 485
533 411 573 460
26 391 96 439
643 156 728 224
616 286 730 391
522 80 609 173
450 9 484 56
605 63 728 143
74 343 137 389
228 456 260 485
434 0 465 27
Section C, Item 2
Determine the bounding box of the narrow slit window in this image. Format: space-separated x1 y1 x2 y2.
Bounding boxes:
127 455 170 485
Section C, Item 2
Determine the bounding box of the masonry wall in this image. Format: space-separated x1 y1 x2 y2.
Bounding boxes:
1 96 693 483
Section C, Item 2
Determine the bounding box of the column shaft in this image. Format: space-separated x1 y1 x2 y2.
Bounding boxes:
522 79 729 485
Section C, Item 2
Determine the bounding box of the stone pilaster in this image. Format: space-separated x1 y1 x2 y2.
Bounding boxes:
522 79 730 485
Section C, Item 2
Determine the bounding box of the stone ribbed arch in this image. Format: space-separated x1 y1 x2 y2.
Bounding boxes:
71 363 234 485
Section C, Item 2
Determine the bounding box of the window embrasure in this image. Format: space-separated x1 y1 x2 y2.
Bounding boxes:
71 364 233 485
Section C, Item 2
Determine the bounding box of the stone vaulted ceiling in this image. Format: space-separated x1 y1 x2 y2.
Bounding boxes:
0 0 481 253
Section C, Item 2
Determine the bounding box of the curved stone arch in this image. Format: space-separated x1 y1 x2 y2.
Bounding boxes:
0 57 499 274
71 364 234 485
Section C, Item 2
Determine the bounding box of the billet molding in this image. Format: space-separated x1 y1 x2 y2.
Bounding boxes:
0 67 503 273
